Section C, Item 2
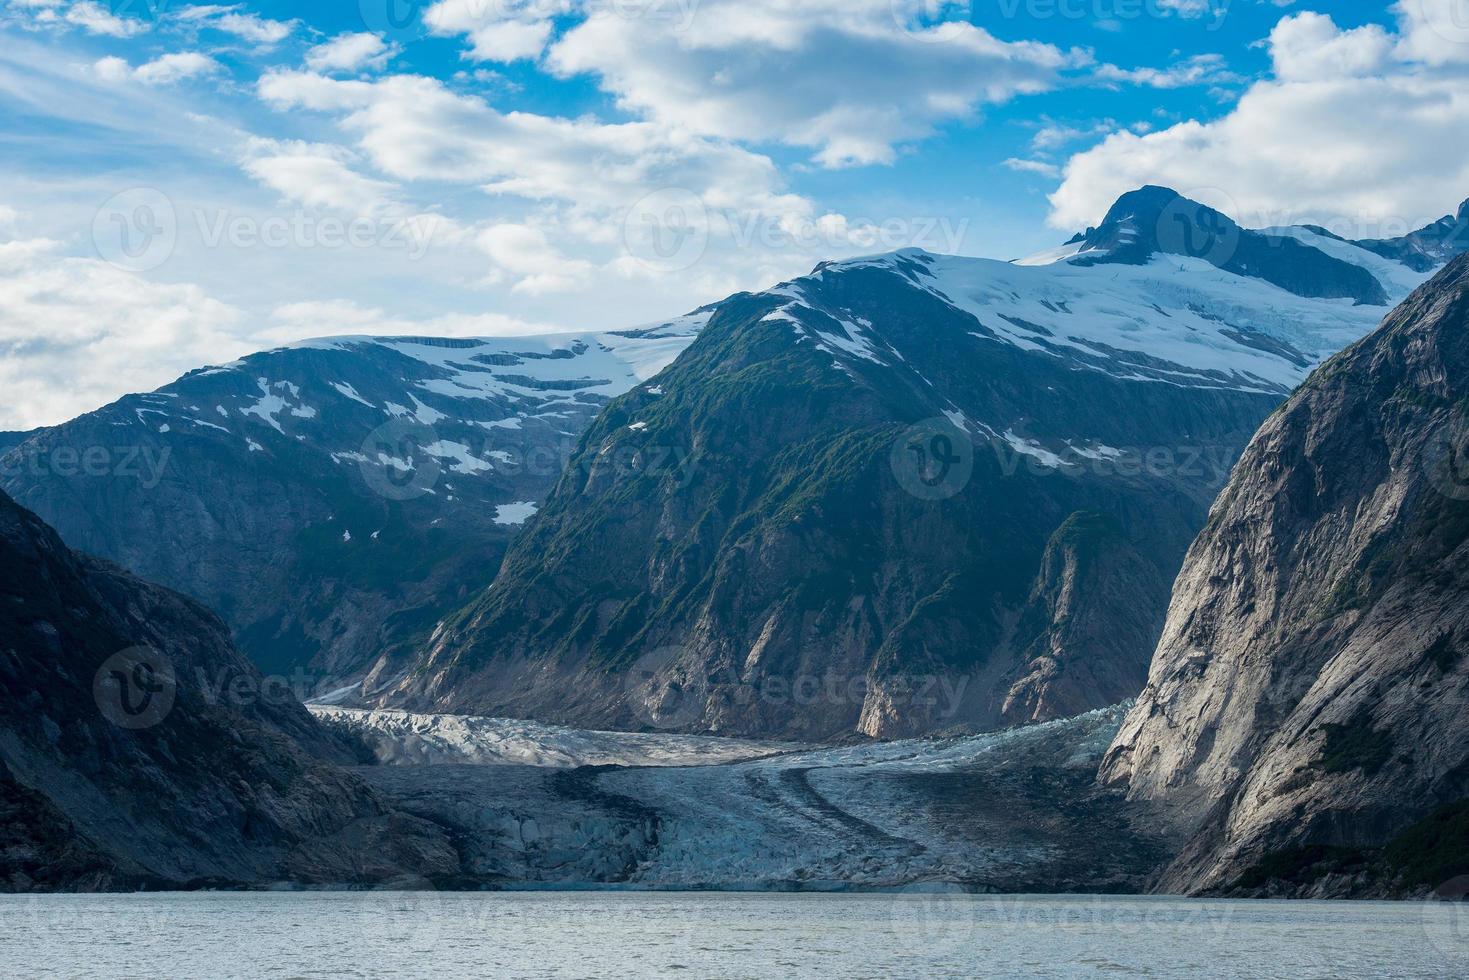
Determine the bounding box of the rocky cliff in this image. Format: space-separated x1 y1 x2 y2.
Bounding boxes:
1100 254 1469 898
0 489 456 891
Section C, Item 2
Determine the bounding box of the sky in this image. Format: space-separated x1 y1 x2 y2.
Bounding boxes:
2 0 1469 428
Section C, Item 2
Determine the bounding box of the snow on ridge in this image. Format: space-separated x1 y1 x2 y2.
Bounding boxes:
787 249 1397 394
494 501 539 525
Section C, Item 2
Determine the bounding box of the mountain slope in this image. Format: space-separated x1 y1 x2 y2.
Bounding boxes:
378 190 1427 740
1 317 706 684
1099 253 1469 898
0 487 460 891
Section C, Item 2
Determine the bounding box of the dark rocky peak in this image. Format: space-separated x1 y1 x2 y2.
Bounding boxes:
1074 186 1389 306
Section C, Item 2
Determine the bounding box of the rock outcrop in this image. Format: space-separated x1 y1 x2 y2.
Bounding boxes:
0 489 457 891
1101 254 1469 897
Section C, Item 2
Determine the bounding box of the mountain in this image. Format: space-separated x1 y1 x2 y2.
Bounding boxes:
1069 186 1389 305
1100 253 1469 899
1352 198 1469 273
0 488 457 891
372 189 1434 740
1 316 707 685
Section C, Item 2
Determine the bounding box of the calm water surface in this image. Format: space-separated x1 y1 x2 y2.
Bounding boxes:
1 892 1463 978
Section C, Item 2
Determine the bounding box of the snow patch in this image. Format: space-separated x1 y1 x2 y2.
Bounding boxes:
494 501 539 525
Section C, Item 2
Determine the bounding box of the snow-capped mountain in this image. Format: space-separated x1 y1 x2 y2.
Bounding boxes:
7 186 1463 726
1 314 709 682
380 188 1459 740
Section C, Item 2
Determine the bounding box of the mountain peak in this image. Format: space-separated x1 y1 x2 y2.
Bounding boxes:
1098 185 1186 224
1071 185 1389 305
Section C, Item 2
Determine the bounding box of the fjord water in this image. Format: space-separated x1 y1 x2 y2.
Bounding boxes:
3 892 1461 978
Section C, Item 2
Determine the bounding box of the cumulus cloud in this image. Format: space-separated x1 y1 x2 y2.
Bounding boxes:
63 1 147 38
1050 5 1469 233
94 52 223 86
476 222 596 295
0 229 248 430
424 0 555 62
547 0 1086 168
176 5 294 45
255 70 814 222
417 0 1084 168
239 139 402 216
304 32 398 73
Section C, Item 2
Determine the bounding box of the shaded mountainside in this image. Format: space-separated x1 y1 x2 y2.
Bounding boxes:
1 318 705 684
0 489 457 892
380 190 1425 740
1100 253 1469 899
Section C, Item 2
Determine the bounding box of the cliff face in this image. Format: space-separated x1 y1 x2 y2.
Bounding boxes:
0 490 457 892
1101 254 1469 897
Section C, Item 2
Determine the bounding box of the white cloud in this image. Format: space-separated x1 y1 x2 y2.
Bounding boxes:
1268 12 1394 81
0 231 247 430
304 32 398 73
424 1 555 62
1395 0 1469 65
415 0 1085 168
94 51 223 86
239 139 401 216
64 1 147 38
176 5 294 45
1050 6 1469 233
477 222 596 295
1003 158 1061 179
255 70 814 222
1090 53 1243 90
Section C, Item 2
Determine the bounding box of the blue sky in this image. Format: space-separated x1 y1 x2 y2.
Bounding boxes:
2 0 1468 427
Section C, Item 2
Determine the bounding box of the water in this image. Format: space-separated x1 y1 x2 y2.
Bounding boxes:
1 892 1462 978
